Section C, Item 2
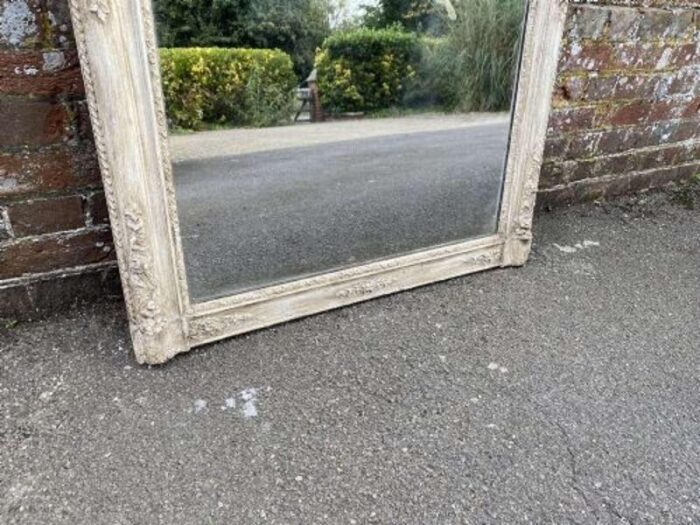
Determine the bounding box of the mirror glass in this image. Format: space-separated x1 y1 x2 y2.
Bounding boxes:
153 0 527 302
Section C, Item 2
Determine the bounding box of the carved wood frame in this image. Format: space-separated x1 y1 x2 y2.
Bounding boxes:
70 0 568 364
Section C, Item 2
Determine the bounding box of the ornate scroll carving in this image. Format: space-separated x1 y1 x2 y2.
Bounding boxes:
336 278 397 299
464 252 498 267
189 314 255 343
88 0 110 23
124 209 166 340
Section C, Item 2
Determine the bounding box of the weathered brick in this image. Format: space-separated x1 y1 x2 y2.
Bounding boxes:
548 107 597 134
674 140 700 163
553 76 588 105
585 75 619 101
561 42 615 72
594 128 630 155
0 0 40 48
672 119 700 141
668 43 699 68
571 158 600 182
661 67 700 98
0 96 70 146
612 42 666 70
637 11 677 38
0 207 12 241
630 163 700 190
607 101 651 126
611 9 697 42
597 152 632 175
86 191 109 225
0 227 114 279
680 96 700 118
613 74 661 100
543 136 569 159
539 161 566 187
0 145 101 198
608 10 643 40
566 132 603 159
6 194 85 236
0 264 121 322
663 11 697 40
0 0 75 50
0 49 84 96
42 0 76 49
565 7 611 40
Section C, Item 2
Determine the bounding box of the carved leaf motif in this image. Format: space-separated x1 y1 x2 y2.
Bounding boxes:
88 0 110 23
124 209 165 339
336 278 396 299
465 253 496 267
189 314 254 341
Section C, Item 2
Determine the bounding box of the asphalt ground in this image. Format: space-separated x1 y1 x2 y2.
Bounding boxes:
1 186 699 524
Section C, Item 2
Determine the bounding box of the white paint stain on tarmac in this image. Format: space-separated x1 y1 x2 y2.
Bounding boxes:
240 388 258 418
554 240 600 254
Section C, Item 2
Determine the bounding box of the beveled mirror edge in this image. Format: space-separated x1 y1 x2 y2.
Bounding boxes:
70 0 568 364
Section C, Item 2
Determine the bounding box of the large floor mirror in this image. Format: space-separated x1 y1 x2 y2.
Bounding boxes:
70 0 567 363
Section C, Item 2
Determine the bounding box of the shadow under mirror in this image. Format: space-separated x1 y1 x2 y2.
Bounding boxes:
153 0 528 302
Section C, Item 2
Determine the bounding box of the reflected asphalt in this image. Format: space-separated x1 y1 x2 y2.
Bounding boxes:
172 119 510 301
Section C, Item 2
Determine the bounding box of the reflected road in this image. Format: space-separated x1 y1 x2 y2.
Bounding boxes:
173 117 511 301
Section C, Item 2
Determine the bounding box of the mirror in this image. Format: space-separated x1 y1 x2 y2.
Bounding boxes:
157 0 527 302
69 0 566 363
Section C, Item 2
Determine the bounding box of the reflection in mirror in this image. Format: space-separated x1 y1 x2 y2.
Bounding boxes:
154 0 527 302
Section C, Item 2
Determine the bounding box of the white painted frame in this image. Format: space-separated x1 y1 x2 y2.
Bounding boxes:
70 0 568 364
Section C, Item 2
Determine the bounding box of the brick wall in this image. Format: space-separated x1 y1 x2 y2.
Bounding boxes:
0 0 698 320
538 0 700 206
0 0 118 319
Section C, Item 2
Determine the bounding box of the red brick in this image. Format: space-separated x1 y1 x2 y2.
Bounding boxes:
0 145 101 198
0 50 84 97
0 96 70 146
548 107 597 134
611 43 665 71
560 42 615 73
6 195 86 236
612 75 661 101
680 97 700 119
608 101 650 126
668 43 699 68
0 228 114 279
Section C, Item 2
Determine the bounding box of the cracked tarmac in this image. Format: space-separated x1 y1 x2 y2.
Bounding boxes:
1 188 699 524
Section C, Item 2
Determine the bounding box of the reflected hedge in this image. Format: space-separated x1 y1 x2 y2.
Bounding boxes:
315 28 420 114
159 47 297 130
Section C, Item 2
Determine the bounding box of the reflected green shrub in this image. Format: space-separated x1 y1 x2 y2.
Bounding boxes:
315 0 526 114
430 0 526 112
159 47 297 130
315 28 420 114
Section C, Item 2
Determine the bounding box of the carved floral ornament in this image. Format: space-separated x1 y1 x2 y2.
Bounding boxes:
88 0 110 23
69 0 567 363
